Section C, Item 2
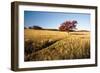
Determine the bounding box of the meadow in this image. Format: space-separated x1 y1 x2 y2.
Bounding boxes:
24 29 90 61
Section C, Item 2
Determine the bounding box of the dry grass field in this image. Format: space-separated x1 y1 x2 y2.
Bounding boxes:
24 29 90 61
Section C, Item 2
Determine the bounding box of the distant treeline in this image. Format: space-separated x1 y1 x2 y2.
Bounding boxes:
24 26 89 32
24 26 59 31
25 26 43 29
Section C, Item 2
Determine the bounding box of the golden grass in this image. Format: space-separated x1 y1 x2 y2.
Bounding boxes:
25 29 69 41
24 29 90 61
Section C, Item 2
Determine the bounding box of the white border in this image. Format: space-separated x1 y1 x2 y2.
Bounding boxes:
18 5 96 68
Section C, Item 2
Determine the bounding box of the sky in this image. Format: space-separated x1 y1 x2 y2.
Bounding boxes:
24 11 90 30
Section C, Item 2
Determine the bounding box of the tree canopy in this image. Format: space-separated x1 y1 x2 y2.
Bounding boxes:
59 20 78 31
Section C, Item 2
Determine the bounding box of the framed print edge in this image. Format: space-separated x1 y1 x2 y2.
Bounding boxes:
95 6 98 67
11 1 98 71
11 2 19 71
12 64 97 72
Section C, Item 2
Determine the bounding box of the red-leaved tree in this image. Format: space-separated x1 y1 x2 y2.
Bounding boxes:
59 20 78 32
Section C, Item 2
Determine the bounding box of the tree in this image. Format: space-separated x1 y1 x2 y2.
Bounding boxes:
59 20 78 32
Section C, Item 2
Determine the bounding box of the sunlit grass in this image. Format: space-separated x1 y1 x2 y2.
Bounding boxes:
24 29 90 61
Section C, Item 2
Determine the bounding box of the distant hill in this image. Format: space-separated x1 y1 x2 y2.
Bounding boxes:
76 30 90 32
42 29 59 31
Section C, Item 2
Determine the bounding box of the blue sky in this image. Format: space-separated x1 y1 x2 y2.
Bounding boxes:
24 11 90 30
